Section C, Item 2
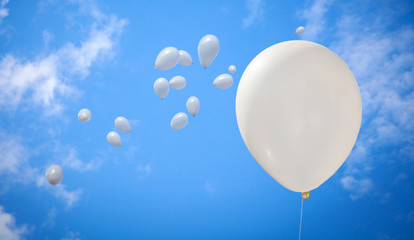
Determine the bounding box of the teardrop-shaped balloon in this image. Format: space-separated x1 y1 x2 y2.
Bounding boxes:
186 96 200 117
154 78 169 99
115 116 131 133
169 76 186 90
155 47 180 70
213 74 233 89
236 40 362 192
228 65 237 73
171 112 189 130
178 50 193 66
107 131 121 147
296 26 305 35
198 34 220 68
78 108 91 122
46 165 64 185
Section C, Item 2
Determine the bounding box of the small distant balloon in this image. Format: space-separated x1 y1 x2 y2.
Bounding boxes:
186 96 200 117
296 26 305 35
78 108 91 122
178 50 193 66
228 65 236 73
154 78 170 99
213 74 233 89
155 47 180 70
107 131 121 147
171 112 189 130
169 76 186 90
198 34 220 68
115 116 131 133
46 165 63 185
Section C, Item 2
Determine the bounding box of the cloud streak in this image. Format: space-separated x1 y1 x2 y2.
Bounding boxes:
0 1 127 115
243 0 264 28
0 206 29 240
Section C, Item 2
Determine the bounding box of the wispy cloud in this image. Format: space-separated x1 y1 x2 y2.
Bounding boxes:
340 176 374 200
137 163 151 178
0 129 83 208
300 0 332 40
61 147 100 172
204 181 215 195
61 231 81 240
0 206 29 240
0 0 9 23
243 0 264 29
0 0 127 115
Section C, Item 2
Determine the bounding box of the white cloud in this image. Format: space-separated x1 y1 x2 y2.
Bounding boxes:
36 175 83 208
0 1 127 115
137 163 151 178
0 0 9 23
41 208 57 228
61 231 81 240
300 0 332 40
243 0 264 28
0 206 29 240
61 148 100 172
204 181 215 194
340 176 374 200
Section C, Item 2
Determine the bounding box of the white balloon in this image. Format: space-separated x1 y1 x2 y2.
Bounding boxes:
115 116 131 133
107 131 121 147
46 165 63 185
169 76 186 90
155 47 180 70
186 96 200 117
171 112 188 130
236 40 362 193
154 78 169 99
296 26 305 35
78 108 91 122
213 74 233 89
228 65 236 73
198 34 220 68
178 50 193 66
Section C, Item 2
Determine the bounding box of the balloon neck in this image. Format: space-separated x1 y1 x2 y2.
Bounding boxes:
301 192 310 199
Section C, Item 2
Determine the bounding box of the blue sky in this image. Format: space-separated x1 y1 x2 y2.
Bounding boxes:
0 0 413 239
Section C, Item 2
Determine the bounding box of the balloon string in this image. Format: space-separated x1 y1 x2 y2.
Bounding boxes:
299 197 304 240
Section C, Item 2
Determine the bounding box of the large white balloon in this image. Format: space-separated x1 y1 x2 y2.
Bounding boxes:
154 78 169 99
296 26 305 35
228 65 236 73
155 47 180 70
213 74 233 89
46 165 63 185
178 50 193 66
107 131 121 147
186 96 200 117
115 116 131 133
169 76 186 90
78 108 91 122
236 40 362 193
198 34 220 68
171 112 188 130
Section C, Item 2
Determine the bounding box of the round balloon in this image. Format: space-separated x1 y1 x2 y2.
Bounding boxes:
228 65 237 73
169 76 186 90
186 96 200 117
296 26 305 35
115 116 131 133
236 40 362 192
178 50 193 66
213 74 233 89
46 165 64 185
155 47 180 70
78 108 91 122
198 34 220 68
107 131 121 147
154 78 169 99
171 112 189 130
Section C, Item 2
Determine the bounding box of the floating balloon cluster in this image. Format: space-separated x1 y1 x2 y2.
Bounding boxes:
44 27 307 186
153 34 237 130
